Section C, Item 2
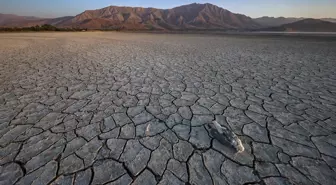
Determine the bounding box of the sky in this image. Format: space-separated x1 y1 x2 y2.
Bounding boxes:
0 0 335 18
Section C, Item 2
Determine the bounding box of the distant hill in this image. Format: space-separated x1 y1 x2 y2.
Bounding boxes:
0 3 260 30
254 16 336 27
45 16 74 26
0 13 45 27
253 16 302 27
0 13 74 28
261 18 336 32
322 18 336 23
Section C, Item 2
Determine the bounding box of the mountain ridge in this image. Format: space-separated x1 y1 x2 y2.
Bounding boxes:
0 3 261 30
254 16 336 27
1 3 336 31
260 18 336 32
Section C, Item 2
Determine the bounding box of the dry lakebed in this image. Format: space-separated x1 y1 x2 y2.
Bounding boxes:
0 32 336 185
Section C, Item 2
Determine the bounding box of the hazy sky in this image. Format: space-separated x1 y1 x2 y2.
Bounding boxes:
0 0 335 18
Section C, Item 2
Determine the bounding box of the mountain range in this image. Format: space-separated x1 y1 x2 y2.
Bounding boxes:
0 13 73 28
261 18 336 32
1 3 336 32
253 16 336 27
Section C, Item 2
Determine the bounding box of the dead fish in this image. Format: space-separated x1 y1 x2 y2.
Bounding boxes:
208 121 244 153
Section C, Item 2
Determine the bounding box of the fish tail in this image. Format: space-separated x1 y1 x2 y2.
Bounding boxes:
235 138 245 153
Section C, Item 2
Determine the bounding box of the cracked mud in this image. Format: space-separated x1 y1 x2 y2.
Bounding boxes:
0 32 336 185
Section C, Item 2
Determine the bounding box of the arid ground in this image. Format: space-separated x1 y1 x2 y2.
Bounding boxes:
0 32 336 185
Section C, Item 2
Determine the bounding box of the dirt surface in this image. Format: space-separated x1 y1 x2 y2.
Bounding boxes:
1 32 336 185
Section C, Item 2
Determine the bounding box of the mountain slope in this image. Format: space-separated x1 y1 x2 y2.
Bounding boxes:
45 16 74 26
1 3 261 30
254 16 302 27
0 13 46 27
322 18 336 23
0 13 74 27
261 18 336 32
254 16 336 27
68 3 261 30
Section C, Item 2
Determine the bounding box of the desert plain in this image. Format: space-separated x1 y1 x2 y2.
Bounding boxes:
0 32 336 185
